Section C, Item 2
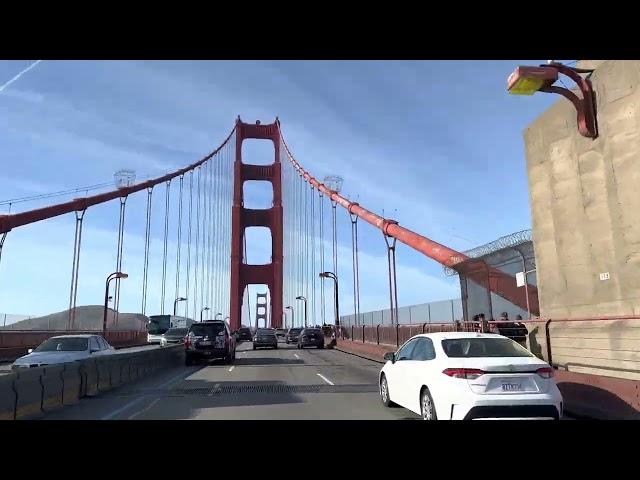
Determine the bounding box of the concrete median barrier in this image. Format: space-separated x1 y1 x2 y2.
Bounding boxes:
62 362 81 406
80 359 98 397
0 372 17 420
118 354 132 384
96 357 113 392
109 356 124 388
14 367 44 420
42 364 65 413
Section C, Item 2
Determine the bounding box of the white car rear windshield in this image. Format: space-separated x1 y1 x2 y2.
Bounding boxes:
442 338 532 358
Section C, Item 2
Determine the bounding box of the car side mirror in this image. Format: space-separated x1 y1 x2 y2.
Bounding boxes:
27 348 34 354
383 352 395 363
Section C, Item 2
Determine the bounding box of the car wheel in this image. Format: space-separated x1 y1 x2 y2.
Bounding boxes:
380 374 396 408
274 344 278 349
420 387 437 420
253 345 256 350
286 340 289 344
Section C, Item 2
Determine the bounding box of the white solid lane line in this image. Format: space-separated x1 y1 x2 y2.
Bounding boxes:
294 353 300 359
228 366 234 372
127 398 160 420
316 373 334 385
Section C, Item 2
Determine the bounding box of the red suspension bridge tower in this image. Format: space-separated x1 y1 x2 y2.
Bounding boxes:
229 118 283 331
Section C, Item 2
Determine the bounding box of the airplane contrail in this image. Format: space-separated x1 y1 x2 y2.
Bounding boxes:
0 60 42 93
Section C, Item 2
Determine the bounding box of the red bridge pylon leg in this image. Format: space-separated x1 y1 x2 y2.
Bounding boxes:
229 119 283 331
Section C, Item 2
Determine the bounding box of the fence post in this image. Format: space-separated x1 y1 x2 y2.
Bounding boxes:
545 319 553 365
422 322 427 334
362 325 365 343
395 323 399 348
376 324 380 345
351 325 354 341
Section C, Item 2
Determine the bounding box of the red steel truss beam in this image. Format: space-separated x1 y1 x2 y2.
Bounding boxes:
0 126 237 235
277 121 539 317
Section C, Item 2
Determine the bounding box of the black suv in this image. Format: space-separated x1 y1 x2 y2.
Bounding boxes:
236 327 253 342
297 328 325 349
185 321 236 366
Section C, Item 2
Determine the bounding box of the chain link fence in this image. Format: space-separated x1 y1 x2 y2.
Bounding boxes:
340 298 463 327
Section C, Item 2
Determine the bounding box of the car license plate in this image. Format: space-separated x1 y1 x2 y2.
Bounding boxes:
199 341 212 346
501 383 522 392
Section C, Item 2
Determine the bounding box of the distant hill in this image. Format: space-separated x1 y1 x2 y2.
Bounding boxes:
0 305 147 331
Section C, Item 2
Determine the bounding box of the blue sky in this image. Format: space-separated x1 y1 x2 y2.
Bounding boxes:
0 60 561 324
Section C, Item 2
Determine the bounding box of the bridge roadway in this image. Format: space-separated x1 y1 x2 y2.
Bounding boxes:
42 340 421 420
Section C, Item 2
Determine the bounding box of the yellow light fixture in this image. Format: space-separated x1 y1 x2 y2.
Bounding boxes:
507 66 558 95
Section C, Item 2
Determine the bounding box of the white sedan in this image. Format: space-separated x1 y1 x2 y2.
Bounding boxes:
379 332 563 420
12 334 115 369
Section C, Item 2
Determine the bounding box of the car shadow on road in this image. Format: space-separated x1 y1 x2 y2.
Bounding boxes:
233 357 305 366
134 379 309 418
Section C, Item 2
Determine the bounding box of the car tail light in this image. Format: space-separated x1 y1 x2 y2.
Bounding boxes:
184 336 191 348
442 368 485 380
536 367 554 379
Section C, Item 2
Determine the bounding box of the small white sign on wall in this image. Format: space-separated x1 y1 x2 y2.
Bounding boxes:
599 272 610 281
516 272 526 287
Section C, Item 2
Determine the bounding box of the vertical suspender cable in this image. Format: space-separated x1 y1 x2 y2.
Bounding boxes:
160 180 171 315
208 158 215 311
67 209 86 330
350 212 361 327
142 187 153 316
311 185 316 328
331 198 338 325
202 160 209 314
174 175 184 311
319 191 325 325
185 173 193 319
114 196 127 327
193 166 201 318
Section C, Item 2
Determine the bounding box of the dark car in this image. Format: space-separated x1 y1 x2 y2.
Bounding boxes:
285 327 303 344
297 328 324 349
236 327 253 342
253 328 278 350
275 328 287 339
184 321 236 366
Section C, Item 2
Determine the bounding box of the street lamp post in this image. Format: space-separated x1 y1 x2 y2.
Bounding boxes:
320 272 339 327
200 306 210 322
173 296 187 316
295 295 308 327
103 272 128 335
285 306 294 328
282 310 288 329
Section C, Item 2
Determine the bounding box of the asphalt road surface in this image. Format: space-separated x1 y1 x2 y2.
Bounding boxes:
44 340 421 420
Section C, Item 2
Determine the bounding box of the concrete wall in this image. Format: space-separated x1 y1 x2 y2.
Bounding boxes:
525 60 640 318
